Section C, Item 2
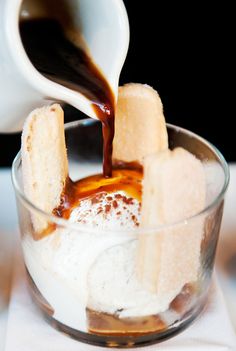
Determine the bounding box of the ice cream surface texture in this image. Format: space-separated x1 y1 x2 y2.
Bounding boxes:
23 189 140 331
22 187 190 331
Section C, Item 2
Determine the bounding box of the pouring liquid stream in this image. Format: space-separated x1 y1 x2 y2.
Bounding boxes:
20 18 115 178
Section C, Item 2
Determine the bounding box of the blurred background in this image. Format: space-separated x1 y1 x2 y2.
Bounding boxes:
0 1 233 166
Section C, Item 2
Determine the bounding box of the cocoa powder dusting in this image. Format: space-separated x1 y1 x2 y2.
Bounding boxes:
113 200 118 209
55 169 142 220
105 204 111 213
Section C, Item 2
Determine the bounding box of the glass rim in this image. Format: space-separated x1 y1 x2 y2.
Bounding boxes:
11 119 230 235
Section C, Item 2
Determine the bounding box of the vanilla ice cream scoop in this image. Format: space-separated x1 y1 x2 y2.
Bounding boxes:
70 191 140 230
22 189 141 330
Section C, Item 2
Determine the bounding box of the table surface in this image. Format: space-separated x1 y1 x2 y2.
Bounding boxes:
0 166 236 350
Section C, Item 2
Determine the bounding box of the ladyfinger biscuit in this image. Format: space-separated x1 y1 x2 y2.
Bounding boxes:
137 148 206 296
113 84 168 164
21 104 68 238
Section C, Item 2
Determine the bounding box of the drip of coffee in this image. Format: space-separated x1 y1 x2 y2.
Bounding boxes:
19 19 115 178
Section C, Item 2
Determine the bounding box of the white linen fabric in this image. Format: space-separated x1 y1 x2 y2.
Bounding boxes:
4 249 236 351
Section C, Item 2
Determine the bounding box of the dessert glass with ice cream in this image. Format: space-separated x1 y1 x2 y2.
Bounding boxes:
12 115 229 347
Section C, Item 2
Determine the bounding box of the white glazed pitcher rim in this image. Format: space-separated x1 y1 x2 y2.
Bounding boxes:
4 0 130 118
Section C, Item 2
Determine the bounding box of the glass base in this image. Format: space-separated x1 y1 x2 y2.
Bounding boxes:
43 311 202 348
26 268 206 348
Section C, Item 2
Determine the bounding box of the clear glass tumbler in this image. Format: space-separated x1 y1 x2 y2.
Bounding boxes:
12 119 229 348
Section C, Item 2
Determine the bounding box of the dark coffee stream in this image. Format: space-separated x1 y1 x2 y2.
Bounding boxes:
20 19 115 178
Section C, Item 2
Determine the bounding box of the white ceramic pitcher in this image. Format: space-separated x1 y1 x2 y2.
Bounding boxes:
0 0 129 132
